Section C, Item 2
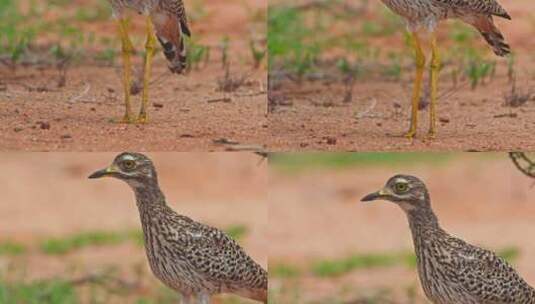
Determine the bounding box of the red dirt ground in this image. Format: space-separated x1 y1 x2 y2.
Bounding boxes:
268 0 535 152
0 0 267 151
269 155 535 303
0 152 267 303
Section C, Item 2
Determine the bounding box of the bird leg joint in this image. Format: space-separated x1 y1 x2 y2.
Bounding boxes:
145 34 156 54
415 51 426 69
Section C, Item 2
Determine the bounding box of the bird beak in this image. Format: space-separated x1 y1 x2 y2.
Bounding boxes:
361 188 391 202
88 165 118 179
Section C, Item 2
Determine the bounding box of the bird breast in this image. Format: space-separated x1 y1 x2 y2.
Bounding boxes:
111 0 158 16
380 0 447 30
142 223 219 295
416 245 479 304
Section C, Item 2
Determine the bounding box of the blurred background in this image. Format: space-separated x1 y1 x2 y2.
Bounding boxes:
268 152 535 303
0 152 267 303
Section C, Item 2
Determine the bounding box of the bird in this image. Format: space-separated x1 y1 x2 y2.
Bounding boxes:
361 174 535 303
88 152 267 304
378 0 511 139
108 0 190 123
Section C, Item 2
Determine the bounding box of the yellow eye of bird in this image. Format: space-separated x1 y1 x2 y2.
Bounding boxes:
395 183 408 193
122 160 136 170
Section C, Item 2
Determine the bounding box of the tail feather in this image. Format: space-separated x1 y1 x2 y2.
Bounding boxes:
480 29 510 56
180 19 191 37
154 14 188 74
157 34 187 74
472 16 511 57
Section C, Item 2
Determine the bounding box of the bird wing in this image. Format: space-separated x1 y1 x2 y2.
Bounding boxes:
161 0 191 36
162 212 267 292
441 236 535 303
432 0 511 19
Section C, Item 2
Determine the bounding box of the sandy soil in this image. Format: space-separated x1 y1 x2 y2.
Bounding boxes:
0 0 268 151
269 155 535 303
268 0 535 151
0 152 267 303
0 65 267 151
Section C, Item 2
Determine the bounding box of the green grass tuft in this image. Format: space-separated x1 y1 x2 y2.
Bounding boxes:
270 152 454 173
0 241 26 256
268 6 320 78
270 263 302 278
497 246 519 263
0 278 77 304
311 253 403 277
40 231 138 255
224 225 249 242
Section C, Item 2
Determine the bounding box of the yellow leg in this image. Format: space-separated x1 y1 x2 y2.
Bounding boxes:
405 32 426 139
137 16 156 124
117 18 135 123
428 31 440 139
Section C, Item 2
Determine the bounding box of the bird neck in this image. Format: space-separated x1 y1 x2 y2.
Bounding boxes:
131 180 167 208
406 206 442 238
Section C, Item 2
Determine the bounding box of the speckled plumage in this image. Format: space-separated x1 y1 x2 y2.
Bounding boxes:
362 175 535 303
380 0 511 55
89 153 267 304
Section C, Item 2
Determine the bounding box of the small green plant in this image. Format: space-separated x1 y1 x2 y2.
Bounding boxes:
382 53 402 80
270 263 301 278
94 48 117 64
186 38 210 71
270 152 454 172
311 253 404 277
268 6 320 78
336 58 365 80
336 58 352 75
466 59 494 90
224 225 248 242
0 278 77 304
49 43 73 62
498 246 519 263
220 36 230 68
0 241 26 256
40 230 142 255
0 0 35 64
449 23 477 45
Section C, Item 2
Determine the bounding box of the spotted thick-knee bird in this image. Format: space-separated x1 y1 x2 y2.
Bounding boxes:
362 175 535 303
108 0 190 123
89 152 268 304
379 0 511 139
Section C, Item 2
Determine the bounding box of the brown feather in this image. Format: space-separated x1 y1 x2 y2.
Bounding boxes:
152 10 187 73
470 15 510 56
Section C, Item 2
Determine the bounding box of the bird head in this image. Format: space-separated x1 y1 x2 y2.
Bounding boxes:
361 175 430 212
88 152 158 189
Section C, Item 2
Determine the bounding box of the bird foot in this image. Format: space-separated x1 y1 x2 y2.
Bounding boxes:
112 114 135 124
404 129 417 140
426 130 436 140
136 112 148 124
